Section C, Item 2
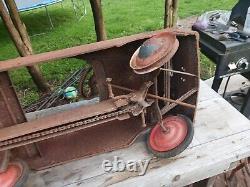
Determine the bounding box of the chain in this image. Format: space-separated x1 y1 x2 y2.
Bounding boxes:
0 105 137 149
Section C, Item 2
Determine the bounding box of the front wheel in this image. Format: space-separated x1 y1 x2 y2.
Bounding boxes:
147 115 194 158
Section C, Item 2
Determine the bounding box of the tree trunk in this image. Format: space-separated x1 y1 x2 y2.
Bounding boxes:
164 0 179 28
0 1 27 56
4 0 32 54
164 0 171 28
163 0 179 108
0 0 50 93
89 0 107 41
172 0 179 27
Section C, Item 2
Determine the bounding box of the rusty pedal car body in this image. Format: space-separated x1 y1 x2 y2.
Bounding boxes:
0 29 199 183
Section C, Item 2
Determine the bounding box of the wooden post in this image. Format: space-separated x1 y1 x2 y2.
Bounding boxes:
163 0 179 107
89 0 107 41
164 0 179 28
164 0 171 28
172 0 179 27
4 0 32 54
0 0 50 93
0 1 27 56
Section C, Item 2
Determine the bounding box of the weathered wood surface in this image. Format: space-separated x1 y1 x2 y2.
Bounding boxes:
202 75 250 187
25 81 250 187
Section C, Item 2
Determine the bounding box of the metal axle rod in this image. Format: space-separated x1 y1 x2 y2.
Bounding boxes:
160 68 197 77
110 84 196 109
161 88 198 115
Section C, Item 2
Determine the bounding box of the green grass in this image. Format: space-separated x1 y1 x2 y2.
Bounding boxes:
0 0 237 106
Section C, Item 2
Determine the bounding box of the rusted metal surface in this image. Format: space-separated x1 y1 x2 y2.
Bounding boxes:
130 32 178 69
0 72 26 127
0 72 38 160
109 83 196 109
130 32 179 74
0 29 198 72
0 105 136 152
0 100 119 142
0 29 200 170
161 88 198 115
0 82 155 151
162 32 200 120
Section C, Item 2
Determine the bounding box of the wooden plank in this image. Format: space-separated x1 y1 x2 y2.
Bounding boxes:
26 126 250 187
62 129 250 187
198 80 221 102
25 81 250 187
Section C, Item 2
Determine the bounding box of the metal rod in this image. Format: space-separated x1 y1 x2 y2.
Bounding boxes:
106 78 114 98
141 109 146 128
160 68 197 77
163 61 171 105
161 88 198 115
110 84 196 109
45 5 54 29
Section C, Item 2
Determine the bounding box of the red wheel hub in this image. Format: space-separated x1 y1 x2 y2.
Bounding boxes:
0 163 22 187
149 116 188 152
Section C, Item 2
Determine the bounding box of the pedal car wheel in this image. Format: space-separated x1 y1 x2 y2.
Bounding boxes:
0 160 29 187
147 115 194 158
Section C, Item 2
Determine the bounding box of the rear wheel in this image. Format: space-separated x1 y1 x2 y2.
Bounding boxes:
78 67 98 99
0 160 29 187
147 115 194 158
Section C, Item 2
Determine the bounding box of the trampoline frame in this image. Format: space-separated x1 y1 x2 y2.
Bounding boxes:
16 0 87 28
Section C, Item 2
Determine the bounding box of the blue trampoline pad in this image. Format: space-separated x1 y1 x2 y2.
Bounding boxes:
12 0 63 12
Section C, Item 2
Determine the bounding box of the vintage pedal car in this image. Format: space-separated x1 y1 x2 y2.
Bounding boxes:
0 29 199 186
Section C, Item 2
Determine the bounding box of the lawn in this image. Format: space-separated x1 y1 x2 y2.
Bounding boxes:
0 0 237 106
